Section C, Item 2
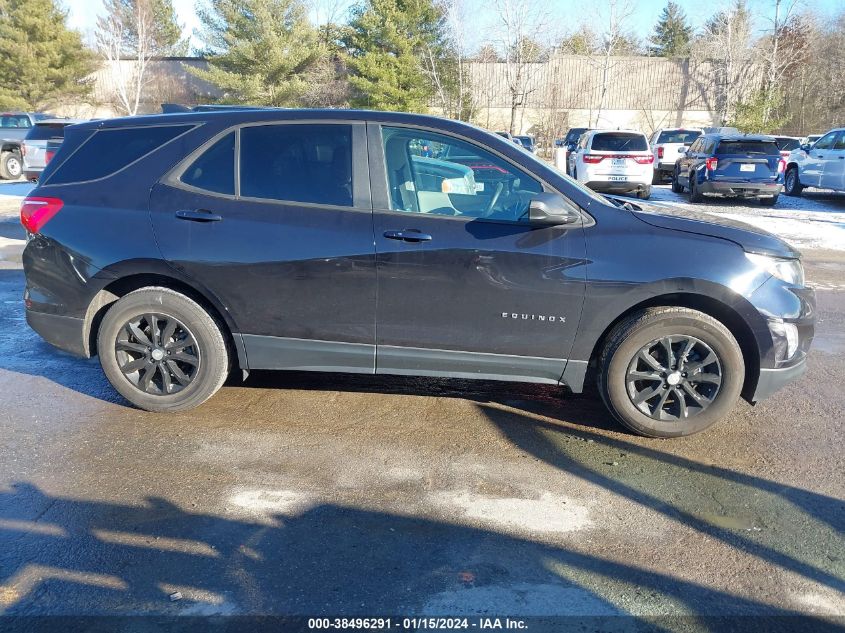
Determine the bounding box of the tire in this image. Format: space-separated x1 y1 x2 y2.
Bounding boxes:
97 287 229 412
688 173 704 203
759 194 779 206
0 150 22 180
670 168 685 193
784 167 803 197
597 307 744 438
651 169 662 185
637 185 651 200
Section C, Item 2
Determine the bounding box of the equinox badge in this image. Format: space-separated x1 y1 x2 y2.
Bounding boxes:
502 312 565 323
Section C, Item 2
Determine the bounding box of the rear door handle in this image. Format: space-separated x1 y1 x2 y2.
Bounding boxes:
175 209 222 222
383 229 432 243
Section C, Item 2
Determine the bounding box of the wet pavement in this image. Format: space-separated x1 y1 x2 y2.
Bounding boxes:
0 207 843 630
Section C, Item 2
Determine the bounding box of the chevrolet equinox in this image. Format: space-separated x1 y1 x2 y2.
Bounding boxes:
21 110 815 437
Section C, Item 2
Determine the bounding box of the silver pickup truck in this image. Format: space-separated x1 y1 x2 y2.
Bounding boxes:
1 112 50 180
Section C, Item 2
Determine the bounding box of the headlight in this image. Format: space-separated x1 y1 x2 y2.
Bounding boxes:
745 253 805 286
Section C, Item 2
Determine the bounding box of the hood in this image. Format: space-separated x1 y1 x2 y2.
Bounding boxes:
609 197 800 259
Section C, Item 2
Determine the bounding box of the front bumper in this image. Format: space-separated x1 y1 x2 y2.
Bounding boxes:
699 180 782 197
751 359 807 403
26 308 88 358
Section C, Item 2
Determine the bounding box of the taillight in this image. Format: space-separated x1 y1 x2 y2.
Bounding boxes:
778 159 786 173
20 196 63 233
657 147 664 159
583 154 603 164
634 155 655 164
780 150 790 158
705 157 718 171
45 149 55 164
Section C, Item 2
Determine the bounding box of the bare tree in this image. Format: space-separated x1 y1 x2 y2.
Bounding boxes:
590 0 636 127
694 0 757 124
490 0 551 134
96 0 156 116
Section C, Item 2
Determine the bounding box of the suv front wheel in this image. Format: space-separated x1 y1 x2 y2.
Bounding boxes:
597 307 744 437
98 287 230 412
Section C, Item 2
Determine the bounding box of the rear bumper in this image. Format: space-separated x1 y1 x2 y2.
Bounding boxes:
585 180 650 193
26 308 89 358
750 359 807 403
699 180 782 197
23 167 43 181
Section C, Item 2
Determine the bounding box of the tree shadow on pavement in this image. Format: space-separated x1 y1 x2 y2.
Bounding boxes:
0 482 831 632
477 402 845 597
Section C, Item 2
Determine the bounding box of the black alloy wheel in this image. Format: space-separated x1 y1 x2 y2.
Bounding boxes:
625 335 722 421
115 313 200 395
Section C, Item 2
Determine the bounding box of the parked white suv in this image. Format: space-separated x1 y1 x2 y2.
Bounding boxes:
783 128 845 196
568 130 654 198
649 128 702 184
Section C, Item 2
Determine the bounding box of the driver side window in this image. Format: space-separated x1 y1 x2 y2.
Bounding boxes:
814 132 837 150
381 127 543 221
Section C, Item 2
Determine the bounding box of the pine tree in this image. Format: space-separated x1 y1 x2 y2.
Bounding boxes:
649 1 693 57
0 0 95 110
190 0 323 106
342 0 450 112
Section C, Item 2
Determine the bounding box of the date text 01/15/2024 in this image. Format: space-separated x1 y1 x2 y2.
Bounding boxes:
307 617 528 629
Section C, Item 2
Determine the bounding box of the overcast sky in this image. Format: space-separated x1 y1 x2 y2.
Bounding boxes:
62 0 844 52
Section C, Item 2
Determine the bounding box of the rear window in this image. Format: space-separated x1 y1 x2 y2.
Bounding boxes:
180 132 235 195
25 123 70 141
715 141 780 156
591 133 648 152
775 137 800 151
656 130 701 144
49 125 193 184
239 124 353 207
0 114 31 129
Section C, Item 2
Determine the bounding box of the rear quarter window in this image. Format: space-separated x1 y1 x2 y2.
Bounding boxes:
180 132 235 195
48 124 194 184
715 141 780 155
591 133 648 152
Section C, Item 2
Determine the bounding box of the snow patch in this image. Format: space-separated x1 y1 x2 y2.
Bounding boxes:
228 489 313 518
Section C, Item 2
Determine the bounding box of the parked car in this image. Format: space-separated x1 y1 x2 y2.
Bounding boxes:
21 109 814 437
783 128 845 196
671 134 784 205
514 135 536 153
1 112 50 179
649 128 702 184
773 136 801 159
558 127 592 174
22 119 80 182
569 129 654 198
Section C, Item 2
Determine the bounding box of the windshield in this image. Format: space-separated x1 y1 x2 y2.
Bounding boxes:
591 133 648 152
716 141 780 155
656 130 701 144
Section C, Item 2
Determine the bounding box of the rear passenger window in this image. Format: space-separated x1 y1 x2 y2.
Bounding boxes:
180 132 235 195
239 124 353 207
50 125 193 184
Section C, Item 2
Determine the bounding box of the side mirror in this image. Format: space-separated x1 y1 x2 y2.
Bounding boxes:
677 147 687 154
800 143 812 153
528 193 581 226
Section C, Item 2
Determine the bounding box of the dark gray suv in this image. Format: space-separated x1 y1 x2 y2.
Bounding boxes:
20 110 815 437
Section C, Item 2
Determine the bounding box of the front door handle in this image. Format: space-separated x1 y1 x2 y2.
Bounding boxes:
175 209 222 222
383 229 432 243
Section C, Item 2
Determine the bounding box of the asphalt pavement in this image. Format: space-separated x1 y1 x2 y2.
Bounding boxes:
0 184 842 631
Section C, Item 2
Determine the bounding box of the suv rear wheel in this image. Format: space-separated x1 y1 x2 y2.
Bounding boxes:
784 167 803 196
597 307 744 438
98 287 229 412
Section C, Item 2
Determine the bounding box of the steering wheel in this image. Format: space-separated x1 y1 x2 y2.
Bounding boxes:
484 182 504 214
